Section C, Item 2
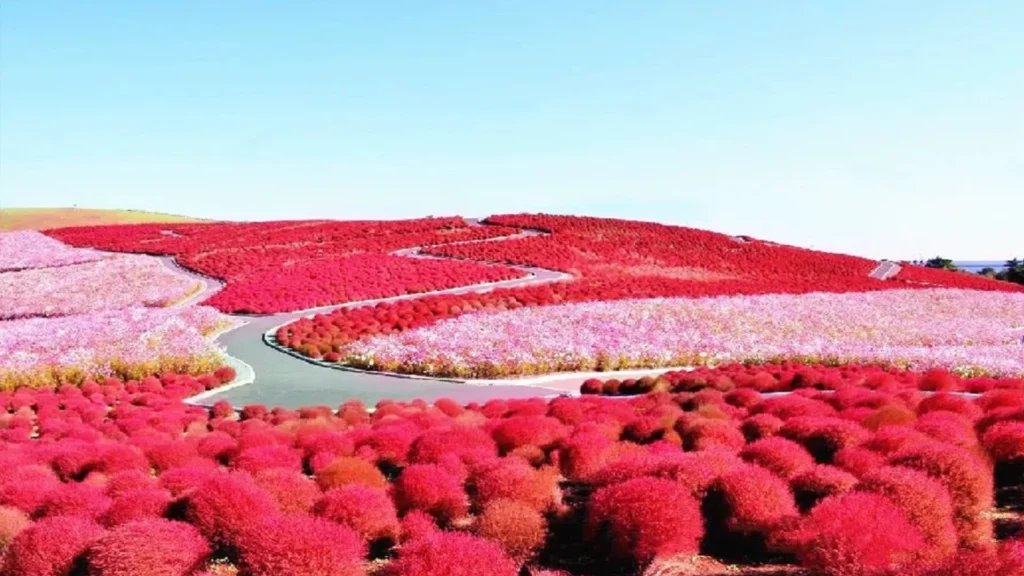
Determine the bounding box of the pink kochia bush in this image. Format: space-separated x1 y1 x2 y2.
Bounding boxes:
0 370 1021 575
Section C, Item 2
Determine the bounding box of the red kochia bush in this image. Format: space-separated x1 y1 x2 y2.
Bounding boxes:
857 466 959 564
237 515 364 576
890 443 995 547
100 488 173 527
586 477 704 566
315 456 389 491
739 437 815 480
313 486 400 544
982 421 1024 462
184 472 280 546
779 416 869 463
476 498 547 562
253 468 322 514
490 416 568 453
86 519 211 576
706 465 798 536
471 458 559 512
790 465 857 511
393 464 469 524
794 492 926 576
385 531 519 576
2 515 107 576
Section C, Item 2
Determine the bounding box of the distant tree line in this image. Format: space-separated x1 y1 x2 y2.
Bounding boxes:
917 257 1024 285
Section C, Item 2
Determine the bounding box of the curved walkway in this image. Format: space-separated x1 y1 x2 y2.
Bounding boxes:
178 221 579 408
169 223 921 409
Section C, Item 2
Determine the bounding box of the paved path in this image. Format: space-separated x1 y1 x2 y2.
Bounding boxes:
169 220 578 408
869 260 903 280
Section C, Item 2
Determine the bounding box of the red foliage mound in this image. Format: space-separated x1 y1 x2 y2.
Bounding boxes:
586 476 704 566
313 486 400 544
183 472 280 546
0 505 30 550
739 437 815 480
2 515 106 576
476 498 547 562
705 465 798 536
236 515 364 576
315 456 389 491
86 519 211 576
793 492 926 576
253 468 322 514
393 464 468 524
385 531 519 576
856 466 959 564
471 458 559 512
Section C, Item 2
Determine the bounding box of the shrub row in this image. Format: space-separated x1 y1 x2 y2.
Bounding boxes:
580 364 1024 396
46 218 524 314
1 370 1021 575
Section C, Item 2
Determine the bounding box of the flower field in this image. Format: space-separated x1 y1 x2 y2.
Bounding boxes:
0 255 202 319
0 230 233 389
332 289 1024 378
0 367 1021 575
0 306 232 390
0 230 105 272
47 218 529 314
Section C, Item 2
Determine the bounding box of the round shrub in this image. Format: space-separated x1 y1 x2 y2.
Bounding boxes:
37 482 112 520
314 456 388 491
237 514 364 576
832 446 885 477
915 411 980 449
740 414 783 441
476 498 547 563
471 458 559 512
705 464 798 535
857 466 958 564
982 421 1024 463
490 416 568 453
100 488 172 527
385 530 519 576
253 468 322 514
585 476 704 566
2 515 106 576
779 417 869 463
790 465 857 511
794 492 926 576
393 464 468 524
890 443 994 547
739 437 815 480
184 472 280 546
409 426 498 466
86 519 211 576
313 486 400 545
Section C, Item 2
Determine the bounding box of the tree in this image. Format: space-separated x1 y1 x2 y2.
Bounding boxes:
996 258 1023 285
924 257 957 271
977 267 997 278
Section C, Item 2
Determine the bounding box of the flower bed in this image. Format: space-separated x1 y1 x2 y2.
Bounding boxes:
0 255 202 319
0 230 105 272
579 363 1024 396
0 307 233 390
0 374 1021 575
203 253 526 315
338 289 1024 378
46 218 526 313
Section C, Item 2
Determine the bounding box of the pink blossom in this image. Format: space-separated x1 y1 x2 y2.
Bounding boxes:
1 256 202 319
0 231 105 271
343 289 1024 378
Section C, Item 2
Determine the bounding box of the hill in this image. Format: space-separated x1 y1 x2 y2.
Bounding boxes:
0 207 207 231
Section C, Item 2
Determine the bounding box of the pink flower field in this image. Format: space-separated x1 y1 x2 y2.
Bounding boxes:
0 230 235 389
0 255 203 319
0 306 233 389
0 230 106 271
343 289 1024 378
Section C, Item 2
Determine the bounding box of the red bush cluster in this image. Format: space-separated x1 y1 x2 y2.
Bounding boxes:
894 262 1024 292
581 363 1024 396
0 369 1021 575
46 217 527 314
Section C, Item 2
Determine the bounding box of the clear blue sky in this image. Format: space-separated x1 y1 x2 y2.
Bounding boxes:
1 2 1021 260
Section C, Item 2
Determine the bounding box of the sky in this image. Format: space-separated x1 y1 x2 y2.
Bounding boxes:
1 2 1021 261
